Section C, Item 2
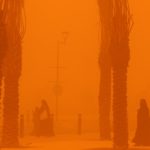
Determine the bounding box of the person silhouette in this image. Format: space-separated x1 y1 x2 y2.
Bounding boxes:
32 100 54 137
33 107 41 136
39 99 54 136
133 99 150 146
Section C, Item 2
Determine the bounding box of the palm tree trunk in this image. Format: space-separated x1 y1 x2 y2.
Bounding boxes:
110 0 133 148
98 0 113 140
112 67 128 148
0 69 2 110
2 42 22 147
0 13 8 137
2 77 20 146
0 0 25 147
99 55 111 140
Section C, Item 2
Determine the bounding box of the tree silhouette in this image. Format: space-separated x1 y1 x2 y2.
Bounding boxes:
97 0 113 140
0 10 8 113
110 0 133 149
98 0 133 148
1 0 26 147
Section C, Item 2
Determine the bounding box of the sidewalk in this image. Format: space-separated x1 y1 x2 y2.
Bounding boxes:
2 135 150 150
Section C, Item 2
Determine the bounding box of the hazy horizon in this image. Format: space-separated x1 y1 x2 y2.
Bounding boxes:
17 0 150 136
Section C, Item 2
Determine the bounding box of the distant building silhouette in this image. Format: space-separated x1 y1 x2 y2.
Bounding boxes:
133 99 150 146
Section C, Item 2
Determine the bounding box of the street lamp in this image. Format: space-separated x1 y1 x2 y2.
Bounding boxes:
53 31 69 120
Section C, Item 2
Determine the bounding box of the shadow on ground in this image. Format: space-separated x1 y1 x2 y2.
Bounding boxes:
0 145 39 149
85 147 150 150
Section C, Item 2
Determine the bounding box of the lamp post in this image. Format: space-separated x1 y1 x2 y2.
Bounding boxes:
53 31 69 120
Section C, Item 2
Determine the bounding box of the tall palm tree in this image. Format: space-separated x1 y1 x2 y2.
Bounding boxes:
1 0 26 147
110 0 133 148
0 9 8 112
97 0 113 140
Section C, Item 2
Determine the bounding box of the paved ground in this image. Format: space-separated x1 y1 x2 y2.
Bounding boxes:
1 135 150 150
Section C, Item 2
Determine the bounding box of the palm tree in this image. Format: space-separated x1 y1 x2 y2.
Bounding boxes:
97 0 113 140
1 0 26 147
98 0 133 147
110 0 133 148
0 9 8 112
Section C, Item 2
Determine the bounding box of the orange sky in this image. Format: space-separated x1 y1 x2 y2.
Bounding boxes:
20 0 150 135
